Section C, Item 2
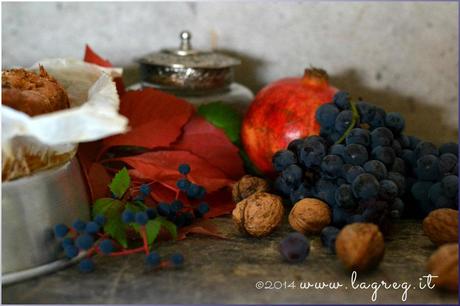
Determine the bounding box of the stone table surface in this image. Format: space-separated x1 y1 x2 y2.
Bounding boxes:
2 218 458 304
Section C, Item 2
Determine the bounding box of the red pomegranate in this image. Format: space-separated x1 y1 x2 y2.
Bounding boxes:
241 68 337 175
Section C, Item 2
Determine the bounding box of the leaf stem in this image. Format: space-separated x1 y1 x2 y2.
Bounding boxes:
335 101 360 144
140 226 150 254
105 246 145 256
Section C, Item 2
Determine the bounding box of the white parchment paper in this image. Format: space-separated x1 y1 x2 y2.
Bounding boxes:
2 58 128 180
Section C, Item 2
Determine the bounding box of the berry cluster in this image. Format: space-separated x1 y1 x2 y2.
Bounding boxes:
127 163 210 229
273 91 458 241
54 217 184 273
53 163 212 273
408 142 458 216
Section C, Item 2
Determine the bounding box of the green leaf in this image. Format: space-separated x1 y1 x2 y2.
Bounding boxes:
145 218 162 245
125 202 144 213
197 101 242 143
92 198 119 217
109 167 131 199
159 217 177 240
102 199 127 247
105 218 128 248
133 200 148 210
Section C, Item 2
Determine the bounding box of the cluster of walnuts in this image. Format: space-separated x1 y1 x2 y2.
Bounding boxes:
231 175 331 237
231 176 458 292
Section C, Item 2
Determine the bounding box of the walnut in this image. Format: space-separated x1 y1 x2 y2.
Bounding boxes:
232 175 270 203
288 198 331 234
427 243 458 292
232 192 284 237
335 223 385 272
422 208 458 246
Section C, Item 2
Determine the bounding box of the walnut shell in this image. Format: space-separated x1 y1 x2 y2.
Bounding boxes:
427 243 458 292
232 175 270 203
422 208 458 246
232 192 284 237
335 223 385 272
288 198 331 234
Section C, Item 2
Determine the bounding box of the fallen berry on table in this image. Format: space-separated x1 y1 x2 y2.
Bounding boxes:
146 251 161 267
279 232 310 263
78 258 95 273
170 253 185 267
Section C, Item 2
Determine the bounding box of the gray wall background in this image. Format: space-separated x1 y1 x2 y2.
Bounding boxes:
2 1 458 143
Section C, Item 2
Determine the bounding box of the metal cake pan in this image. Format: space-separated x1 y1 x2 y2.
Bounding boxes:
2 157 90 284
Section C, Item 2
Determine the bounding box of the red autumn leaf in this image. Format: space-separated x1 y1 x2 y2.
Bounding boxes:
77 141 112 201
78 141 103 172
172 115 244 180
83 44 125 96
84 44 112 67
101 89 194 152
147 181 192 206
203 187 235 218
118 150 233 193
178 220 228 240
129 176 235 217
86 163 112 201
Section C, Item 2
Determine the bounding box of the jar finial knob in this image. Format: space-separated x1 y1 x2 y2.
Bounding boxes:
180 31 192 51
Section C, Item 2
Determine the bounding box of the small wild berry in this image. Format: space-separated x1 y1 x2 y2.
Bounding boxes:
146 208 156 219
176 178 190 191
75 234 94 250
78 258 95 273
170 253 184 267
99 239 114 255
64 245 79 258
72 219 86 232
54 224 69 238
146 252 161 267
178 164 191 175
135 212 149 225
121 210 135 224
85 221 100 234
157 203 171 217
94 214 106 226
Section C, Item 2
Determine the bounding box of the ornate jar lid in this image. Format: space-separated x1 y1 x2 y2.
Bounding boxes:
137 31 241 95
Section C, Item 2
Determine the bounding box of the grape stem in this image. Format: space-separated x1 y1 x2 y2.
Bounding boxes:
335 101 360 144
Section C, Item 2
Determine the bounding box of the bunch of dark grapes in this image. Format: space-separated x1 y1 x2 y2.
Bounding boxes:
273 91 458 235
406 141 458 216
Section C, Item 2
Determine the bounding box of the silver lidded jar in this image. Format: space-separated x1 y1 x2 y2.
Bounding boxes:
136 31 253 112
